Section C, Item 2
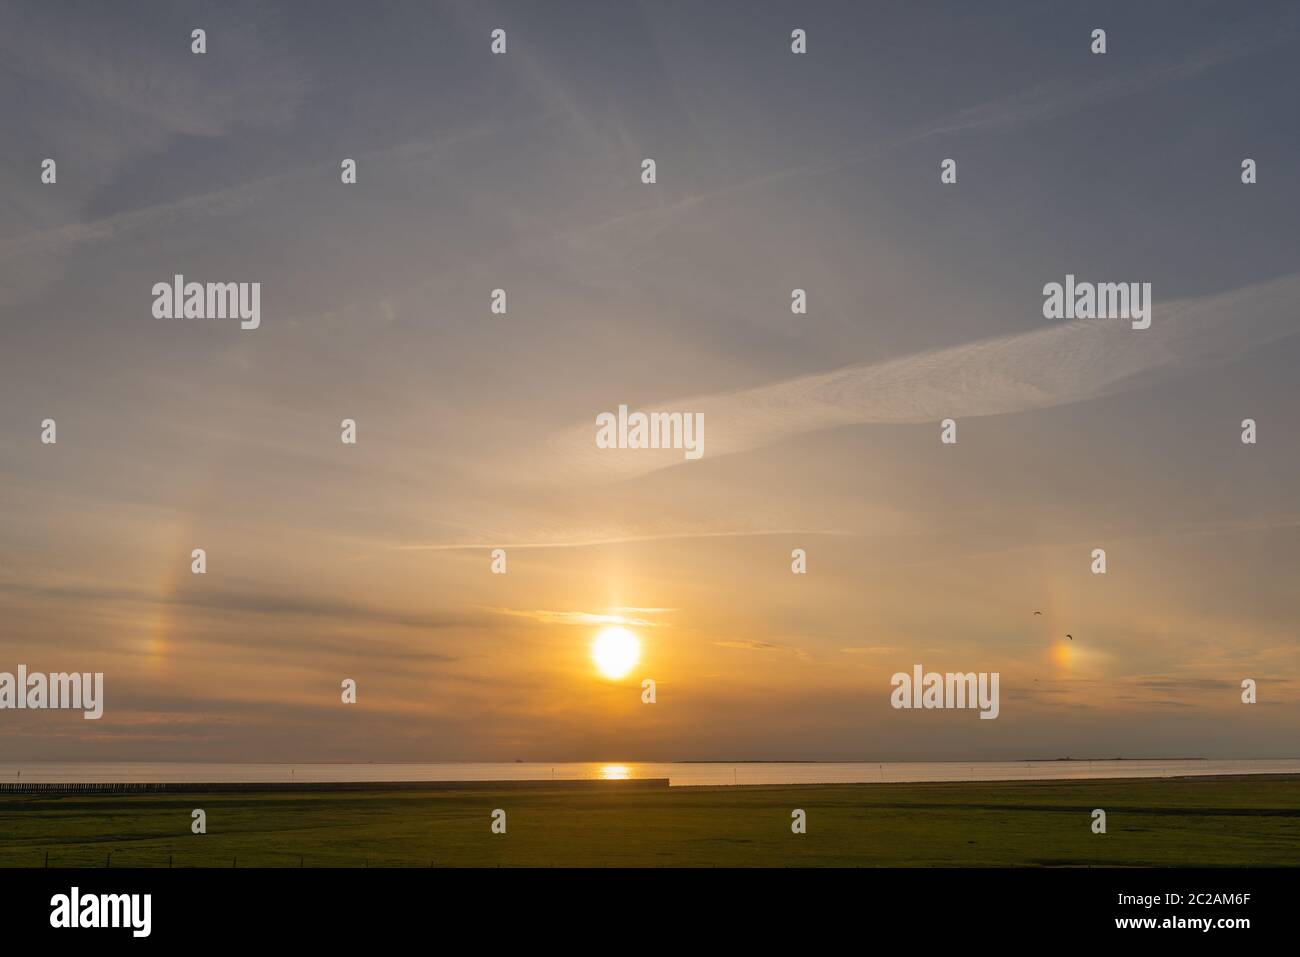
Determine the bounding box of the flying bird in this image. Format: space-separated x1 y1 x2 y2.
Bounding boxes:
1065 634 1073 640
1033 611 1042 616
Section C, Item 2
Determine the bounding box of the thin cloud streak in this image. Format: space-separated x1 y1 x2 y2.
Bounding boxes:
543 270 1300 482
391 528 850 551
560 19 1294 242
487 608 669 628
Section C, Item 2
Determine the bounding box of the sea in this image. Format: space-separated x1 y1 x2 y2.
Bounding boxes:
2 759 1297 787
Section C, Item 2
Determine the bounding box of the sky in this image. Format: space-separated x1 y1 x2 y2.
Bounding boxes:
1 0 1298 762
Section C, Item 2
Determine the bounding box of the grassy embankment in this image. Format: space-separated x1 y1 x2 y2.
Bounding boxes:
2 775 1297 868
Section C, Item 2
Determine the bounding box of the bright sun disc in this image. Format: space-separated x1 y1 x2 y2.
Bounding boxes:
592 626 640 679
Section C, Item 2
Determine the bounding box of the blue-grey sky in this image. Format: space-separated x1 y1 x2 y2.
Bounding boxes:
1 0 1298 762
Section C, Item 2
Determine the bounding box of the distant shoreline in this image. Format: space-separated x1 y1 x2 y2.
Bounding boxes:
677 757 1224 764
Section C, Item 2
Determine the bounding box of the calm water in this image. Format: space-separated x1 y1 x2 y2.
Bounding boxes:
2 759 1297 787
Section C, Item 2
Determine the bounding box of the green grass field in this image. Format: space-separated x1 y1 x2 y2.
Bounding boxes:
2 775 1297 868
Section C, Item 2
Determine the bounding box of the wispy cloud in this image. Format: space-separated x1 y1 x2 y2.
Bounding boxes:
542 270 1300 482
488 608 669 628
561 15 1296 242
715 639 810 660
0 1 310 139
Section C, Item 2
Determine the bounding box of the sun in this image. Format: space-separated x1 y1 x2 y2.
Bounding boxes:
592 626 640 680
